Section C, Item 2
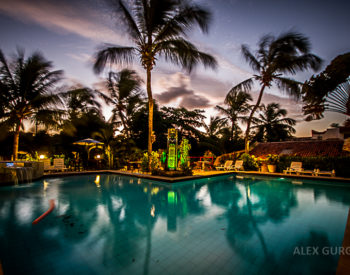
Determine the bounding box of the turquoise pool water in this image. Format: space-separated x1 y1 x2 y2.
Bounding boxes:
1 174 350 274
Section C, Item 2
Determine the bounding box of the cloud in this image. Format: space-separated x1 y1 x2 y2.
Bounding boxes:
0 0 128 44
156 85 211 109
179 93 211 109
156 86 190 104
155 72 212 109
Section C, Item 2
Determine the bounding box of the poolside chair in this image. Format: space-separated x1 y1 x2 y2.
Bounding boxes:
43 159 54 172
283 162 303 175
215 160 233 171
232 160 244 171
53 158 67 172
313 169 336 177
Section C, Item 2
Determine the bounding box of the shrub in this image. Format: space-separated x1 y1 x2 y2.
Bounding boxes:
141 151 160 172
240 153 259 171
266 154 279 165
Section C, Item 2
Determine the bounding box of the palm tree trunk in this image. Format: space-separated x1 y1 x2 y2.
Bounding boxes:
13 120 21 161
244 85 265 153
146 66 153 169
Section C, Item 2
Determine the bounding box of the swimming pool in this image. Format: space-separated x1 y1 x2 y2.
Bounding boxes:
1 174 349 274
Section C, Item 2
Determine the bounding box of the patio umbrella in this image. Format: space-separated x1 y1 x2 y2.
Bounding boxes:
73 138 104 146
73 138 104 159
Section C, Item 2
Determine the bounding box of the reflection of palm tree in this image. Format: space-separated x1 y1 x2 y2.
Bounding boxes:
93 0 217 160
245 184 269 258
278 231 336 274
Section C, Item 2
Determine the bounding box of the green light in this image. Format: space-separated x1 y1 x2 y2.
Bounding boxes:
167 129 178 170
168 191 177 204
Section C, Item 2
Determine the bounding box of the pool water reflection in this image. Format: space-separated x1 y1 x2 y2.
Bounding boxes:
0 174 349 274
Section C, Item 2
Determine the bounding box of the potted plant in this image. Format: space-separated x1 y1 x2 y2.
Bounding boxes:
257 157 268 173
266 154 279 173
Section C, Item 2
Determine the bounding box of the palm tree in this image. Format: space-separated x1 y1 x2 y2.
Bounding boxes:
93 122 117 168
93 0 217 162
251 103 296 142
302 52 350 120
0 49 63 160
63 87 102 119
61 87 104 137
203 116 227 138
216 90 252 140
227 32 322 152
99 69 143 138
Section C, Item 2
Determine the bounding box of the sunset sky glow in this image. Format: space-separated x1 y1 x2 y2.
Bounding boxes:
1 0 349 136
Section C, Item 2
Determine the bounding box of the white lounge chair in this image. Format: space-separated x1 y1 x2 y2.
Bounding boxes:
53 158 67 172
216 160 233 171
314 169 336 177
232 160 244 171
43 159 54 172
283 162 303 175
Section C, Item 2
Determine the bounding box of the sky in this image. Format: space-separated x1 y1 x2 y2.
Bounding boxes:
0 0 349 136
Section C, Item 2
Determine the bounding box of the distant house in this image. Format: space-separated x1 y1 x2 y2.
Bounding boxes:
250 140 349 158
311 127 350 140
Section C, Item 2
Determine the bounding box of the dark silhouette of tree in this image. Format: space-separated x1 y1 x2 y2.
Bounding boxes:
160 106 205 139
303 52 350 120
251 103 296 142
216 90 252 140
0 48 63 160
99 69 143 138
93 0 217 164
227 32 321 152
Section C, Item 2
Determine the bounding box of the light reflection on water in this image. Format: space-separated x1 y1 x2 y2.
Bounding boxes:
0 174 350 274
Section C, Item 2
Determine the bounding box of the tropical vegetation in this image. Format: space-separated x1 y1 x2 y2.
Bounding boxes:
1 29 349 175
227 32 322 152
93 0 217 166
0 49 63 160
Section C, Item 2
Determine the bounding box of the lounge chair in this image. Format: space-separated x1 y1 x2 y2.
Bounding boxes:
313 169 336 177
43 159 54 172
53 158 67 172
283 162 303 175
232 160 244 171
216 160 233 171
283 162 314 176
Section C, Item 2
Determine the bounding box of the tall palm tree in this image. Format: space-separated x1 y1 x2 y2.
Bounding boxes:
93 0 217 161
227 32 322 152
216 90 252 140
99 69 143 137
251 103 296 142
0 49 63 160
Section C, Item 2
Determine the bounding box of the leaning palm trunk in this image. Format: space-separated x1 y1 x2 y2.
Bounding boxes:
244 85 265 153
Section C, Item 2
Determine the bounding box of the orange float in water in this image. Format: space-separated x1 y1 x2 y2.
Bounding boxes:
32 199 55 225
